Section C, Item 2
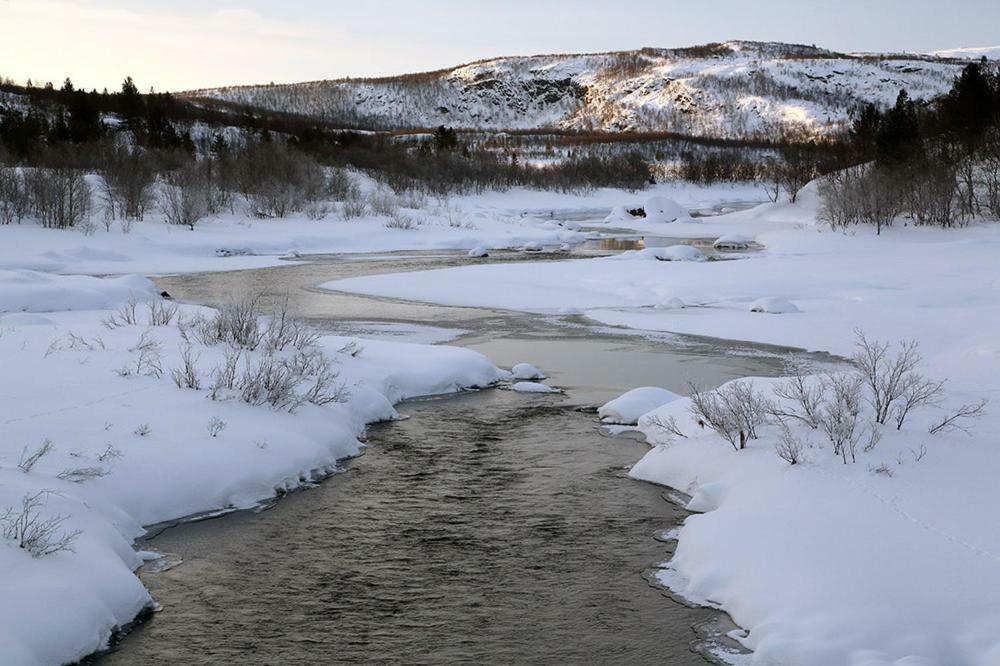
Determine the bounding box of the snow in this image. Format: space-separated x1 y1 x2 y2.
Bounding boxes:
929 46 1000 60
329 185 1000 666
510 381 560 394
643 196 687 223
511 362 547 380
598 387 680 425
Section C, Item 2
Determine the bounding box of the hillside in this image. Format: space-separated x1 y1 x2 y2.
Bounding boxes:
188 41 967 138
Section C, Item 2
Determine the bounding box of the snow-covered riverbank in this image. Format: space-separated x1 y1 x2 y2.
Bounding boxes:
327 185 1000 665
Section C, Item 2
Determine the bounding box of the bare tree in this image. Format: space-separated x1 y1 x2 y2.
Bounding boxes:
159 164 209 230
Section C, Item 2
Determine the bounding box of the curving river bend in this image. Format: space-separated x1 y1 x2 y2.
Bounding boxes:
98 245 804 665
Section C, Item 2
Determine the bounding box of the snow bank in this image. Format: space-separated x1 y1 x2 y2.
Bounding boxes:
603 205 639 224
0 280 505 664
598 387 680 425
0 270 156 313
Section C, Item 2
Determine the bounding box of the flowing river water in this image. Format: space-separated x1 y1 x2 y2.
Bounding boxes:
98 243 806 665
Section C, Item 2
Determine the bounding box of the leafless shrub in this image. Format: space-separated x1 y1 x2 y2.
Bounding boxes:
126 331 164 378
852 332 921 426
100 148 156 221
643 414 687 443
928 399 988 435
304 201 333 220
265 296 319 352
134 423 151 437
368 190 398 216
383 211 418 230
57 466 109 483
893 374 945 430
911 444 928 462
775 422 808 465
26 168 93 229
689 379 768 451
159 165 209 230
102 298 139 329
170 344 202 390
147 300 178 326
197 294 264 349
1 491 81 558
816 373 866 463
326 168 360 201
207 416 227 438
869 462 894 477
298 355 349 406
0 166 30 225
97 445 123 462
339 340 364 357
770 365 823 429
18 440 54 473
238 355 300 410
209 347 242 400
339 199 367 220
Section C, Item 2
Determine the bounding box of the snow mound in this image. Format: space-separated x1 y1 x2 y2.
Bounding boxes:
468 245 489 258
511 362 547 380
749 297 800 314
603 205 639 224
654 298 687 310
598 387 681 425
511 381 559 393
522 241 544 252
644 196 687 223
713 234 752 250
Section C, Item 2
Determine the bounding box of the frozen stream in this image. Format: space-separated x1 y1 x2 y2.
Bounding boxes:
99 246 807 664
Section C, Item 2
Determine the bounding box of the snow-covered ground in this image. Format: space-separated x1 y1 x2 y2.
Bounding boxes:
327 185 1000 666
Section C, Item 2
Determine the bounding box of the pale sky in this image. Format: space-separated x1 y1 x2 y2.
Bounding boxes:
2 0 998 92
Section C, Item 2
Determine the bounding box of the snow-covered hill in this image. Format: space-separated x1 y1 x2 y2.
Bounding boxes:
929 46 1000 60
189 41 965 138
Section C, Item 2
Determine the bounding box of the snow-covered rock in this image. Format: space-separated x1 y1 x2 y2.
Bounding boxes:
468 245 489 258
522 241 544 252
644 196 687 224
749 297 800 314
511 381 559 393
511 362 547 380
654 297 687 310
623 245 707 262
598 387 681 425
604 205 639 224
713 234 752 250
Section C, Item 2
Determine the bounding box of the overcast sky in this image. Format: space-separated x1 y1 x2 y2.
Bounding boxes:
2 0 998 92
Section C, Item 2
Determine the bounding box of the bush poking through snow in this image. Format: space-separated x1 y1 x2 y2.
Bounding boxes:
147 300 179 327
207 416 226 438
384 212 419 230
815 373 867 464
170 345 201 390
57 466 109 483
770 365 824 429
775 422 808 465
101 298 139 329
1 491 81 558
18 440 54 474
